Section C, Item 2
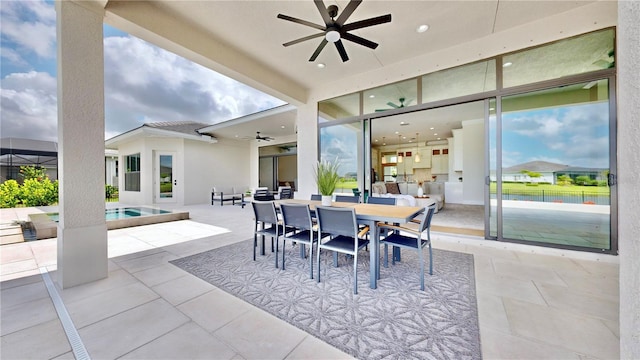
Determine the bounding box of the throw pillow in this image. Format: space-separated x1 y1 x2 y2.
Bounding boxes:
385 182 401 195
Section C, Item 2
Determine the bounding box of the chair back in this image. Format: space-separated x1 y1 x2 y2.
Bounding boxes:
280 203 313 231
254 187 274 201
367 196 396 205
415 204 437 232
278 186 293 199
316 206 358 238
252 201 278 225
335 195 359 203
310 194 322 201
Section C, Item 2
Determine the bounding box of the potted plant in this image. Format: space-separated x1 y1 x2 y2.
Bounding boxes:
314 158 340 206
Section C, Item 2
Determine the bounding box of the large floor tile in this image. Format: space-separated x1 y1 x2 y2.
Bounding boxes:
1 280 49 307
152 273 214 305
537 282 619 322
66 282 159 328
79 298 189 359
57 268 138 304
475 274 546 305
476 292 510 333
116 250 178 273
120 322 237 359
503 298 619 359
285 335 353 360
177 288 253 333
492 258 567 286
0 297 57 336
0 319 71 360
214 308 308 360
132 262 189 287
481 328 581 359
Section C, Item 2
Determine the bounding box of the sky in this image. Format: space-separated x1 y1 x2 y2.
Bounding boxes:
0 0 285 142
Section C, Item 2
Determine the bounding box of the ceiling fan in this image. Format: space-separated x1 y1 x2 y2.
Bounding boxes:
277 0 392 62
376 97 412 112
255 132 274 141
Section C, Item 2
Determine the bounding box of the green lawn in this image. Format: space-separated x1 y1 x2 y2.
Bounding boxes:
492 182 610 194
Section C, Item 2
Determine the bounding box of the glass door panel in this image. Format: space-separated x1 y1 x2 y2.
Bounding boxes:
156 153 174 202
499 80 612 250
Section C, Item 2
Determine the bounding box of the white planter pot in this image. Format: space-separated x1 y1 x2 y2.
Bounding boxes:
417 186 424 197
321 195 332 206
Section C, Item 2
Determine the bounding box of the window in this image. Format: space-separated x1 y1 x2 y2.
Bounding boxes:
124 153 140 192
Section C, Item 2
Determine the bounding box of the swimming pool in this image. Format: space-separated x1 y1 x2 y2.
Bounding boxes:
46 207 172 222
29 207 189 240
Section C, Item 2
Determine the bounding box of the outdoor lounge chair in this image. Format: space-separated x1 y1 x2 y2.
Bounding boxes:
211 186 245 207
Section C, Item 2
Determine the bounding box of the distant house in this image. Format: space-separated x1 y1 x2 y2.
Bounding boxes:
105 121 251 206
1 137 118 186
500 160 607 184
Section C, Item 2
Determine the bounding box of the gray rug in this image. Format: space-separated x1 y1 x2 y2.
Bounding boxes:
170 239 481 360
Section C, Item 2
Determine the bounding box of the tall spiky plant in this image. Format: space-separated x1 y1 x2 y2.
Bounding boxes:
314 158 340 196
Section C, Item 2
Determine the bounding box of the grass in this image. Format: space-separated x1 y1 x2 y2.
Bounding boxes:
492 182 610 194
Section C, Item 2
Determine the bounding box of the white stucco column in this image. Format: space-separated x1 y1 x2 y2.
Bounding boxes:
618 1 640 357
296 103 319 199
56 1 107 288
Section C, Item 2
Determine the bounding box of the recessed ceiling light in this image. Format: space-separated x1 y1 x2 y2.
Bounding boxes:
235 135 239 138
369 94 375 98
317 63 326 68
395 131 399 134
503 62 513 67
489 107 495 111
403 136 407 139
400 121 405 125
430 127 434 130
434 133 438 136
281 125 285 129
374 139 378 142
437 137 441 140
416 24 429 33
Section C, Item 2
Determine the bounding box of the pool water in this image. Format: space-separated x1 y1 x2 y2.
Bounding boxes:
47 207 171 222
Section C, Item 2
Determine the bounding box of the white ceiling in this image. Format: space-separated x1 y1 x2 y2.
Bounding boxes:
105 0 602 141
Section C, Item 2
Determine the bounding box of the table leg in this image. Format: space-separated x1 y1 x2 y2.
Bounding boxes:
367 219 378 289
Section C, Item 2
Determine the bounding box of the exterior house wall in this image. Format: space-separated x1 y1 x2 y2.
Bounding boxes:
143 137 185 205
183 138 251 205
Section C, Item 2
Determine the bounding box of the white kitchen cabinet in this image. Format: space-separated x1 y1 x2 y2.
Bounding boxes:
431 147 449 174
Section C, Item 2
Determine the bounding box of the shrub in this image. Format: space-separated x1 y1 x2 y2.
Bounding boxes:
20 178 58 206
105 184 118 198
19 165 47 181
0 180 21 208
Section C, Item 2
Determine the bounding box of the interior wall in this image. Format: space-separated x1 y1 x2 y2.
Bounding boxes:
277 155 297 188
462 119 485 205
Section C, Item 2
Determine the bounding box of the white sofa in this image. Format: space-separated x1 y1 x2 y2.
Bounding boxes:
371 182 444 212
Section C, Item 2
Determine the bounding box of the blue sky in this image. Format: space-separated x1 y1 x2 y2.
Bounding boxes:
1 0 285 142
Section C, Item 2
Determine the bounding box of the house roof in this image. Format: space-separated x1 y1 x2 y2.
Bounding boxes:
105 121 218 149
503 161 569 173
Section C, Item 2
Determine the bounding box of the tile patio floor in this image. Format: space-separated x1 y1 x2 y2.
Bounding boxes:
1 204 620 359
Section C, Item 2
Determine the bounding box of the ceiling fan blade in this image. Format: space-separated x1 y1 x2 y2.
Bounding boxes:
387 102 400 108
342 14 392 32
335 40 349 62
309 39 328 61
313 0 332 25
277 14 326 31
283 33 325 47
335 0 362 25
341 32 378 49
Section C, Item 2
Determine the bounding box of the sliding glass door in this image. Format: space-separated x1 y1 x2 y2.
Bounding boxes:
489 79 615 252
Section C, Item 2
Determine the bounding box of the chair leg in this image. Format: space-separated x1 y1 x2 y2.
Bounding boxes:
333 252 338 267
383 244 389 268
282 240 286 270
309 241 314 279
275 236 279 268
428 242 433 276
419 247 425 291
353 252 358 295
253 234 257 261
316 247 322 283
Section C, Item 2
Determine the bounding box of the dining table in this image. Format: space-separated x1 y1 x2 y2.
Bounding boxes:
274 199 424 289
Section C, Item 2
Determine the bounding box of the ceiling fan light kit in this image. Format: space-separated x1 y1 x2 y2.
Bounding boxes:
277 0 392 62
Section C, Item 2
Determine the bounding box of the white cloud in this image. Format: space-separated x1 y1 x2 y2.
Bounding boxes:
103 36 285 136
0 0 56 61
0 71 57 141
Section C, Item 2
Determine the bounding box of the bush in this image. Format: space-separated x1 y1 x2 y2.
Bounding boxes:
0 180 21 208
105 184 118 198
20 178 58 206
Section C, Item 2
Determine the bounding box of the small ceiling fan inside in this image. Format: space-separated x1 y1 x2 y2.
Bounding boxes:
277 0 392 62
376 97 412 112
255 132 274 141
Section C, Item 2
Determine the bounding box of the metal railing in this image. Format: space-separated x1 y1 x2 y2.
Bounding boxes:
491 188 610 205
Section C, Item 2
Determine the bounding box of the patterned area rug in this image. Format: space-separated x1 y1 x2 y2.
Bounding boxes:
170 239 481 360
